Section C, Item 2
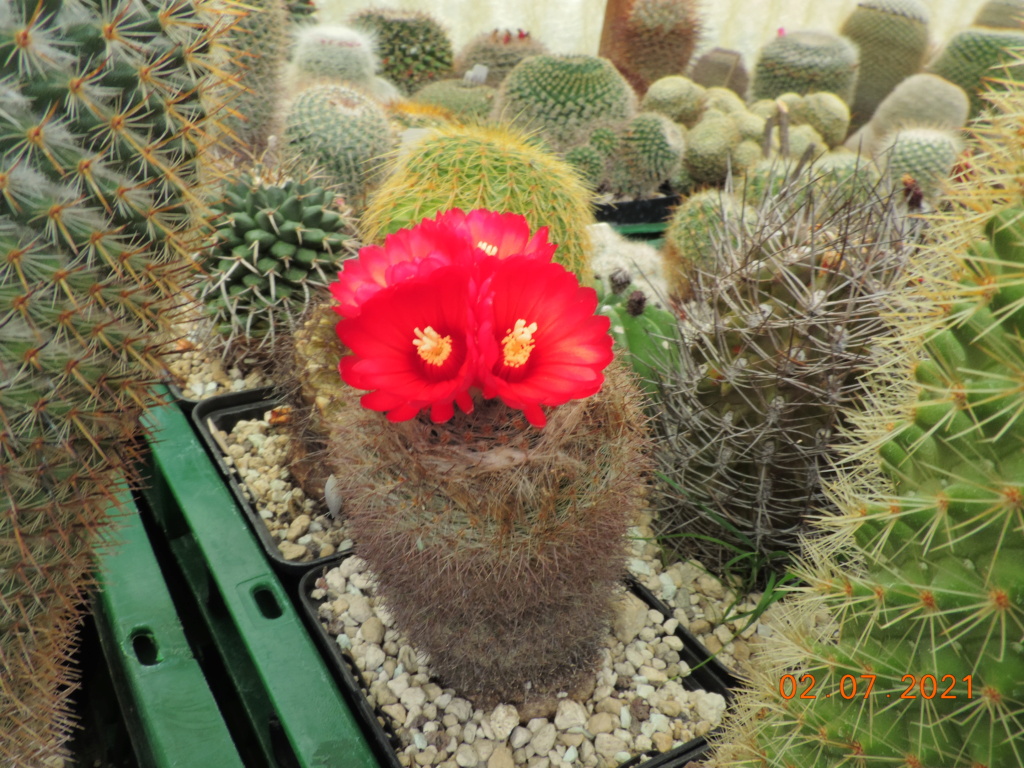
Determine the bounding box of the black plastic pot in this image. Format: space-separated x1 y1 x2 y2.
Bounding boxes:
297 562 740 768
594 195 680 233
192 387 348 582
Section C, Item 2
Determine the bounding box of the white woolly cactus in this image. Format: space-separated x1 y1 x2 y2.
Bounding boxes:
588 222 669 306
288 23 401 101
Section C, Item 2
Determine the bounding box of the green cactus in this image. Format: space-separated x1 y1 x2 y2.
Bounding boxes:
712 81 1024 768
290 23 379 87
492 53 637 152
928 26 1024 116
735 110 768 143
974 0 1024 28
597 285 680 393
613 0 702 91
704 85 746 114
453 28 548 87
348 7 453 96
839 0 931 130
797 91 852 148
359 123 595 277
683 110 742 184
641 75 707 127
653 166 916 567
751 30 860 104
564 142 608 189
1 0 230 762
689 47 749 97
411 78 496 122
281 83 394 211
589 124 623 157
198 168 357 359
609 111 686 198
854 72 969 156
876 126 963 199
220 0 291 156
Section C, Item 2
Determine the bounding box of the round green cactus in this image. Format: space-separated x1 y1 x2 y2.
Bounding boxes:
199 170 357 358
290 24 380 88
564 143 608 189
453 28 548 87
641 75 707 127
348 7 454 95
840 0 931 130
411 78 496 122
876 126 963 199
281 83 394 211
492 53 637 152
751 30 860 104
683 110 742 184
974 0 1024 28
609 111 686 198
856 73 969 156
795 91 851 147
929 26 1024 116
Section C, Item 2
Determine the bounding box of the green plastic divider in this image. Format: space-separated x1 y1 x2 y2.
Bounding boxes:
139 391 378 768
94 488 245 768
611 221 669 238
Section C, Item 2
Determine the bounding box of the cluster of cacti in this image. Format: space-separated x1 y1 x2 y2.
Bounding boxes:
348 7 453 96
410 78 496 122
756 90 850 150
652 164 917 566
713 77 1024 768
642 75 707 127
847 72 970 156
491 53 637 152
219 0 291 156
609 0 703 92
198 168 357 360
280 82 394 211
839 0 931 131
928 25 1024 116
288 23 400 101
1 0 229 763
359 123 595 276
751 30 860 104
453 28 548 87
689 47 749 96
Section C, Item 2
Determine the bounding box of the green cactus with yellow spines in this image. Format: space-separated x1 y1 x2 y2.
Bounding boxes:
840 0 931 130
751 30 860 104
492 53 637 153
1 0 231 762
929 26 1024 116
710 74 1024 768
359 123 595 277
348 7 453 96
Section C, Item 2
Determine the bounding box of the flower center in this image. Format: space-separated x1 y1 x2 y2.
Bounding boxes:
501 319 537 367
476 240 498 256
413 326 453 366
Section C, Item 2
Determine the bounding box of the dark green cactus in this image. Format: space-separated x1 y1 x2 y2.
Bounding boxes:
349 7 454 96
609 111 686 198
928 26 1024 116
1 0 229 762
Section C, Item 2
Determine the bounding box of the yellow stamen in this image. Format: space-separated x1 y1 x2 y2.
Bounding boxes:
501 319 537 367
413 326 453 366
476 240 498 256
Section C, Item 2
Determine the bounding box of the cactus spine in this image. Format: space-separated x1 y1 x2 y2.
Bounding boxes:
1 0 229 762
712 76 1024 768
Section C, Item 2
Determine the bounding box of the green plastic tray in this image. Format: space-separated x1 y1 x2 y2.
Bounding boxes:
94 488 244 768
139 391 378 768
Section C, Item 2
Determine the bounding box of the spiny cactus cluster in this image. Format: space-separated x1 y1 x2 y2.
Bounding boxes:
198 168 357 360
492 54 637 152
453 28 548 87
1 0 230 762
281 82 394 211
713 73 1024 768
349 7 453 96
652 159 916 567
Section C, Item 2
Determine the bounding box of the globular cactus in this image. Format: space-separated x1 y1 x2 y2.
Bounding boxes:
348 7 453 96
609 111 686 198
453 28 548 87
198 168 357 360
974 0 1024 28
288 23 400 101
704 85 747 114
564 142 608 189
1 0 230 762
491 53 637 152
876 126 963 200
359 123 595 277
751 30 860 104
797 91 853 148
839 0 931 130
411 78 496 122
641 75 707 127
653 164 915 566
928 26 1024 116
220 0 291 156
611 0 703 92
281 83 394 211
689 47 749 97
712 77 1024 768
589 222 670 305
683 110 742 185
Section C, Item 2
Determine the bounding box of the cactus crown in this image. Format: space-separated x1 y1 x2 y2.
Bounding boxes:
454 28 548 87
348 7 453 95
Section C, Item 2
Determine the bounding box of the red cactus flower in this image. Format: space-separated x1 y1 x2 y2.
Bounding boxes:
337 265 478 423
476 256 614 428
329 209 554 319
